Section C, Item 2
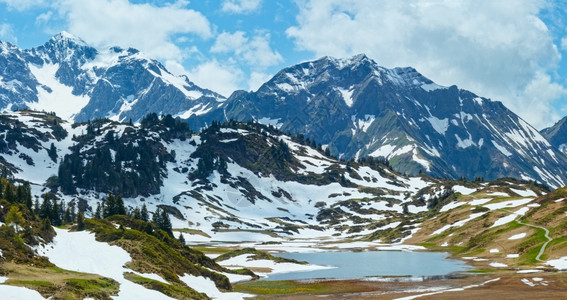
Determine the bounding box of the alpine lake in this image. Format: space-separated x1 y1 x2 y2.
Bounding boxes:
265 250 472 281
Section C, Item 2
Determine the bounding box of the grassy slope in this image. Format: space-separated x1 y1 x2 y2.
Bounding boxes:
404 182 566 268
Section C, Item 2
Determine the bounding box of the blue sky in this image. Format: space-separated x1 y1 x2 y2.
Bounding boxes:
1 0 566 129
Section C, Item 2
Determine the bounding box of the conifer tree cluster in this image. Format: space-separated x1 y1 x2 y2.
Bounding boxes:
151 207 173 235
36 193 78 226
0 178 55 246
57 113 191 197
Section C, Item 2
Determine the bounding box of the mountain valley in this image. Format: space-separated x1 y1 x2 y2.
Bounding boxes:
0 33 567 299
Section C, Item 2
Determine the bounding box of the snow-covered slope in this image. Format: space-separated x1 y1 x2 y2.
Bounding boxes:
186 54 567 188
1 111 546 244
0 32 224 123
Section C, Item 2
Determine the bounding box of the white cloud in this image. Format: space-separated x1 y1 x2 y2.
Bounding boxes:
55 0 212 62
211 31 283 68
35 11 53 25
0 0 45 11
221 0 262 14
515 71 565 128
562 37 567 51
165 60 188 77
287 0 564 129
187 60 243 97
0 23 16 43
248 71 271 91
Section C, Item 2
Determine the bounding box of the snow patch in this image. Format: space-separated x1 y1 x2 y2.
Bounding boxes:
452 185 476 195
547 256 567 270
483 198 533 210
28 63 90 120
0 285 47 300
508 232 527 240
490 207 529 228
179 274 251 299
489 262 508 268
426 116 449 135
257 117 283 129
338 87 355 107
492 140 512 156
36 228 176 299
421 83 446 92
509 188 537 197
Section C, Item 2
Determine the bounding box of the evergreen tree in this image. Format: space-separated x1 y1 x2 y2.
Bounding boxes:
51 199 62 226
4 182 15 202
103 194 116 218
115 195 126 215
77 212 85 231
47 142 58 162
33 199 40 215
39 195 52 220
5 205 25 233
152 207 162 227
178 232 185 245
160 208 172 235
41 217 52 232
132 207 141 220
94 203 102 219
140 204 148 222
23 182 32 210
64 207 72 224
71 205 76 222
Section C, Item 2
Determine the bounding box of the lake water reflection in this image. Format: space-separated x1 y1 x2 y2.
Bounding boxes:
265 251 472 281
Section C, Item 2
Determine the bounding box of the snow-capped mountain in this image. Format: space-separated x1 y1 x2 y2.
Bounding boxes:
541 116 567 155
187 54 567 188
0 110 449 240
2 33 566 188
0 32 224 123
0 110 551 242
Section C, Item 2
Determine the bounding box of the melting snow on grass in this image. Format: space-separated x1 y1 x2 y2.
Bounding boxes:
546 256 567 270
483 198 533 210
431 212 485 235
509 188 537 197
440 201 466 212
489 262 508 268
35 228 241 299
452 185 476 195
490 207 529 228
218 254 334 278
508 232 527 240
179 274 251 300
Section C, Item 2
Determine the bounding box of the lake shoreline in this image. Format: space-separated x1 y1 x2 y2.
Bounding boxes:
234 272 567 299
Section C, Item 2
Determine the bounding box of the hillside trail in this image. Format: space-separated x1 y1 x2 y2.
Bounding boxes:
501 208 552 262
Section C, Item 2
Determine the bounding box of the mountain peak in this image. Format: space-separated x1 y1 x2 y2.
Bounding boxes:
49 31 88 46
321 53 373 70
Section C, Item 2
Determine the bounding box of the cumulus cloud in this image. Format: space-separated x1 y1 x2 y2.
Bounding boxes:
248 71 271 91
287 0 565 129
35 11 53 25
0 23 17 43
211 30 283 68
221 0 262 14
54 0 212 62
187 60 243 97
0 0 46 11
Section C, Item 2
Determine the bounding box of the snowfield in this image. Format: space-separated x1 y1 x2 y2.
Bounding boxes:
547 256 567 270
35 228 249 299
218 254 334 278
